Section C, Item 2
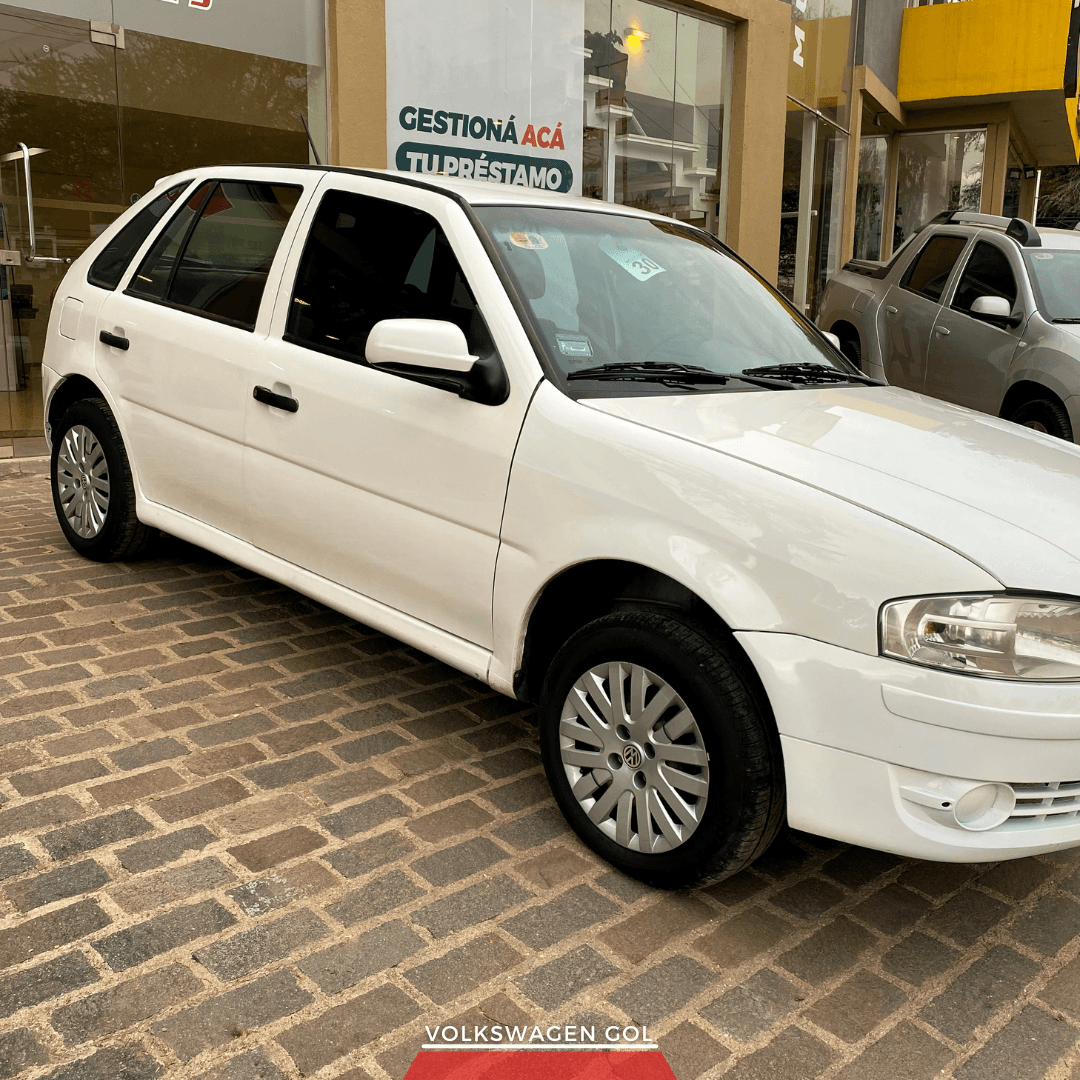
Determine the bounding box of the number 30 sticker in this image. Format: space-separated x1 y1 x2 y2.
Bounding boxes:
599 239 666 282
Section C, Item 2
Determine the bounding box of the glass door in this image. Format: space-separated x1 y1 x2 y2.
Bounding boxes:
777 104 847 317
0 6 123 459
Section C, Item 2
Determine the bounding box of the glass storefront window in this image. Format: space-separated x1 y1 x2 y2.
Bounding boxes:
0 2 325 460
779 0 855 316
584 1 733 232
853 135 888 261
894 128 985 249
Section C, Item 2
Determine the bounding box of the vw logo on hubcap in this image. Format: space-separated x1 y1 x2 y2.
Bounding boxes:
622 744 643 769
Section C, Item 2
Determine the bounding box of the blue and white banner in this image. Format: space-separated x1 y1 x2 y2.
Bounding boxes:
385 0 584 194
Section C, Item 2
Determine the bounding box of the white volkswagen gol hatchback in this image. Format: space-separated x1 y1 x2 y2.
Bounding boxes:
41 165 1080 887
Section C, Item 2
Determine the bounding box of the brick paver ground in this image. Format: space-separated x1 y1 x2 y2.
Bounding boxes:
3 469 1080 1080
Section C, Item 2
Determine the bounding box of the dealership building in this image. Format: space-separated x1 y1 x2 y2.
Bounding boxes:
1 0 1077 459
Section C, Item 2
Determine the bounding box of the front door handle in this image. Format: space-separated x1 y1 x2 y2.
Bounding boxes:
253 385 298 413
99 330 129 351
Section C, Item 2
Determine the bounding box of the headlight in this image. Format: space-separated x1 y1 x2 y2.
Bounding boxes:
881 594 1080 680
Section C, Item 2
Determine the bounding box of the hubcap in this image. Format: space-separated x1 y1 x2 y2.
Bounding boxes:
1024 420 1049 433
56 425 110 538
559 662 710 854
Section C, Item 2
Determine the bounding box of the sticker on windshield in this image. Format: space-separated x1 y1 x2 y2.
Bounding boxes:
1034 253 1055 259
509 232 548 250
599 239 666 282
556 333 593 359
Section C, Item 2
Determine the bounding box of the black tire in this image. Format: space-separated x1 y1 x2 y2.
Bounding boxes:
51 397 155 562
538 610 785 888
1006 397 1074 442
835 328 862 371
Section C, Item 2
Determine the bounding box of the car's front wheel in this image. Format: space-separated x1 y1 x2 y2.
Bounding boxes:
538 610 785 888
51 397 155 562
1005 397 1074 442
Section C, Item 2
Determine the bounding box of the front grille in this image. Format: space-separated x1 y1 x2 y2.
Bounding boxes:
1003 780 1080 829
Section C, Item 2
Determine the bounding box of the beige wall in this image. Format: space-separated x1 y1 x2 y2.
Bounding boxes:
327 0 792 282
327 0 387 169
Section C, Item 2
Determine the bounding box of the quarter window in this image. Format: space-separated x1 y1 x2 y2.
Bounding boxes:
127 180 302 331
900 234 968 302
87 182 189 291
952 241 1018 314
285 189 491 362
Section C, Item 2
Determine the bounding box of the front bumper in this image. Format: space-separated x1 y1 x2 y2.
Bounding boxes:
737 630 1080 861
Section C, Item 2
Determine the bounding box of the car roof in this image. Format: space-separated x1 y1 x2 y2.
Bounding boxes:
154 163 666 221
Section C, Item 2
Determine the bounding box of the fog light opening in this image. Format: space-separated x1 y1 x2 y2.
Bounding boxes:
953 784 1014 831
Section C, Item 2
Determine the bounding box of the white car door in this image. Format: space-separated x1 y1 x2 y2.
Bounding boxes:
879 232 971 392
95 169 315 538
243 175 542 649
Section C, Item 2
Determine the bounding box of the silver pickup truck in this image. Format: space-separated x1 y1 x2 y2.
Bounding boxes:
816 212 1080 440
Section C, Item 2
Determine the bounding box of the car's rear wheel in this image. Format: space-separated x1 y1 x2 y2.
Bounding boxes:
834 327 862 371
1006 397 1073 442
538 609 785 888
51 397 155 562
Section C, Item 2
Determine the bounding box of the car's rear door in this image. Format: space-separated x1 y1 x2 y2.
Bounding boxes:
95 168 315 538
242 176 541 649
923 236 1027 413
878 232 970 391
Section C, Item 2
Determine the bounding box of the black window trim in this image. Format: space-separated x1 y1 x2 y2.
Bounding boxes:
899 231 971 302
949 236 1019 317
86 179 197 293
122 177 303 334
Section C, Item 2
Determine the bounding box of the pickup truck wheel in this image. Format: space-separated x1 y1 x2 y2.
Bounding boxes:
835 329 862 371
51 397 155 562
1006 397 1073 441
539 610 785 888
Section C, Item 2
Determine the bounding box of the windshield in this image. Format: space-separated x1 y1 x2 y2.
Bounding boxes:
1024 250 1080 321
474 206 852 390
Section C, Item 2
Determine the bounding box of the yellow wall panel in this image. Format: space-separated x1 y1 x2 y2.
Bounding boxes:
898 0 1073 103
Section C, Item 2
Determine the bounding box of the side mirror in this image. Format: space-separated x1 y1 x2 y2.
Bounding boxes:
970 295 1023 327
367 319 478 372
822 331 841 350
365 318 509 406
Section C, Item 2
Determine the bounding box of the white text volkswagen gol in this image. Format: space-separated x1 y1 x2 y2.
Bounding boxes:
41 166 1080 886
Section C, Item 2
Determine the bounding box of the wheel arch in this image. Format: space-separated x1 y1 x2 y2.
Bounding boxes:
46 374 108 446
999 379 1068 421
513 558 764 708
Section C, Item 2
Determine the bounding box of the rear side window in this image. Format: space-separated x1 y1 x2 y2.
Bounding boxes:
901 234 968 302
127 180 302 331
952 241 1018 313
285 189 490 362
86 183 188 290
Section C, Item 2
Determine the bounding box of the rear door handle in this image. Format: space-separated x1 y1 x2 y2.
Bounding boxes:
935 326 951 336
885 306 898 314
253 385 298 413
99 330 129 350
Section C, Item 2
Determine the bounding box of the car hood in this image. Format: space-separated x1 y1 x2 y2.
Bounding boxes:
584 385 1080 592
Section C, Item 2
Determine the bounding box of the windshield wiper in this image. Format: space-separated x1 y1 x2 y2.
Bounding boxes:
567 362 795 389
1052 318 1080 324
740 362 883 386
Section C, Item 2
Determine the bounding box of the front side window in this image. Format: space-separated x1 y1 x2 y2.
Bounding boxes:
901 234 968 302
127 180 302 330
952 241 1017 314
285 189 491 362
473 205 847 388
87 182 189 290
